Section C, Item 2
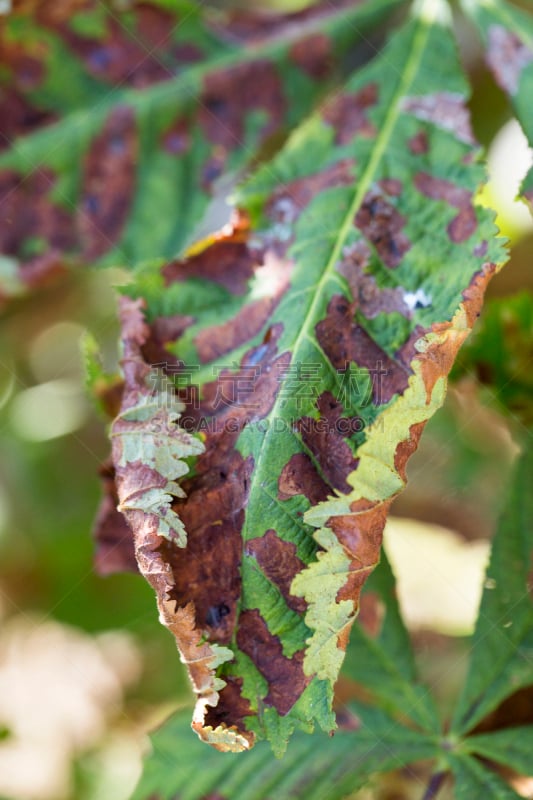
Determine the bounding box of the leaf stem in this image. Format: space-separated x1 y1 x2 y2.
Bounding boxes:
421 771 448 800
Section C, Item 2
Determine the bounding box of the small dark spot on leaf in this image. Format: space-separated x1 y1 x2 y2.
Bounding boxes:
237 609 309 714
200 60 285 150
246 530 307 614
414 172 477 243
379 178 403 197
323 83 378 144
278 453 330 504
408 130 429 155
354 187 410 268
201 155 225 191
206 604 231 628
289 33 332 79
162 118 190 156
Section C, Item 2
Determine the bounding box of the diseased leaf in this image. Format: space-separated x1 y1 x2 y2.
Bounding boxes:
0 0 401 298
110 298 250 751
342 551 440 732
101 0 506 754
132 703 438 800
447 753 522 800
465 726 533 777
461 0 533 210
452 291 533 426
451 443 533 735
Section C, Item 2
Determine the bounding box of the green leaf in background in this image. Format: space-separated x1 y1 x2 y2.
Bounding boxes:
0 0 402 294
465 726 533 777
461 0 533 210
447 753 522 799
342 551 440 732
452 290 533 427
132 703 438 800
103 0 507 755
451 442 533 735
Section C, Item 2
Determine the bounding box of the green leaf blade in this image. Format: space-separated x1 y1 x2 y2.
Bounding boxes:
342 552 440 733
132 704 438 800
451 443 533 734
448 753 523 800
465 726 533 777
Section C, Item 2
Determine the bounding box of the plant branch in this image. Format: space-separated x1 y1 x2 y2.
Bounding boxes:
422 771 448 800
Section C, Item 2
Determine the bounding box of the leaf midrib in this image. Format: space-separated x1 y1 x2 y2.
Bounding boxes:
245 6 437 516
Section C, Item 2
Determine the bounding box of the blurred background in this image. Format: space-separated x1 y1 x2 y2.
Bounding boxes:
0 2 532 799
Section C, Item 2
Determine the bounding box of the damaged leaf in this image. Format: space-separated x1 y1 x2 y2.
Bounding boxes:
461 0 533 211
0 0 401 298
101 0 507 755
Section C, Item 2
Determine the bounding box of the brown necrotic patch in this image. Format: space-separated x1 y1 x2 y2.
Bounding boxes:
357 591 385 639
159 379 256 642
161 117 190 156
278 453 330 504
414 172 477 244
338 241 409 318
195 296 279 364
93 461 137 576
418 263 497 402
378 178 403 197
323 83 377 145
164 341 294 642
164 456 250 644
79 106 137 259
237 609 309 715
200 60 285 150
55 5 191 89
163 239 257 296
474 241 488 259
486 25 533 95
193 252 291 363
0 88 54 151
394 420 426 483
354 186 410 268
0 40 54 148
203 676 253 740
266 159 355 225
331 501 391 653
141 314 196 369
295 392 359 494
408 130 429 155
289 33 332 79
246 530 307 615
402 93 474 144
316 295 411 404
199 349 291 423
0 167 75 266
